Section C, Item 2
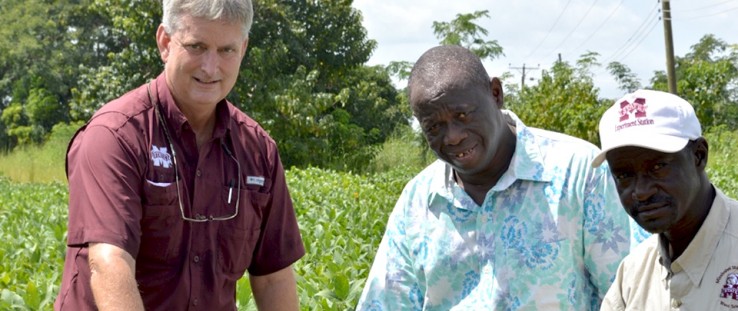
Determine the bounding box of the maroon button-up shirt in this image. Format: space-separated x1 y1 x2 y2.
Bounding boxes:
55 73 304 310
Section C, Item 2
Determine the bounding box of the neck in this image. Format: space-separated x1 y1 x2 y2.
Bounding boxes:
663 182 715 260
456 124 517 205
178 103 217 150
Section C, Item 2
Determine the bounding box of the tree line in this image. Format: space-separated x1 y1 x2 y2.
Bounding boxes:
1 2 736 172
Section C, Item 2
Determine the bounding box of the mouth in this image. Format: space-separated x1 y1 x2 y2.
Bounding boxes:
452 145 477 159
194 77 219 85
634 202 669 219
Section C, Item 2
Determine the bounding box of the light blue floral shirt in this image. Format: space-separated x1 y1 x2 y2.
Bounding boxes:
358 111 648 310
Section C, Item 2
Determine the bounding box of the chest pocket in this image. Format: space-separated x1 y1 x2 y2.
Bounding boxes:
218 186 269 280
138 178 184 267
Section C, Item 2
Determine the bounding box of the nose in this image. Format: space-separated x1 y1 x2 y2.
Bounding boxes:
443 121 467 146
200 50 219 76
631 174 657 201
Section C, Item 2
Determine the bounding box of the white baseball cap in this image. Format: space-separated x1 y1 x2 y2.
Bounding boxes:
592 89 702 167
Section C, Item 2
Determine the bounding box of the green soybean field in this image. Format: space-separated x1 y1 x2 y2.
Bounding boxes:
0 167 415 311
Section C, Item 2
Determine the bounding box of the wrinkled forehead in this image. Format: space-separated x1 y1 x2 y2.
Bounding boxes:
409 71 473 107
411 83 491 123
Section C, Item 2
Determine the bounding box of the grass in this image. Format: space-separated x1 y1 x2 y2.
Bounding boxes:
0 122 83 184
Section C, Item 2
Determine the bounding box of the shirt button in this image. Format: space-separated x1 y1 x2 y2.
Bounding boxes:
192 298 198 306
193 255 200 263
196 169 202 177
671 298 681 308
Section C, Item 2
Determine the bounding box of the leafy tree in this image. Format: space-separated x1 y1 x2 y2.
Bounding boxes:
432 10 504 62
385 10 504 85
650 35 738 130
2 0 408 170
607 61 642 94
69 0 162 121
0 103 30 146
508 53 606 145
386 61 413 82
231 0 407 169
0 0 117 146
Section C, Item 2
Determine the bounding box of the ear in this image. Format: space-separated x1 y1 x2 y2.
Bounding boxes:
490 77 504 109
692 137 709 169
156 24 171 63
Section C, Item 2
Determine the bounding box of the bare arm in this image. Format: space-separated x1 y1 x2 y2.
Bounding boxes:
88 242 144 311
250 265 299 310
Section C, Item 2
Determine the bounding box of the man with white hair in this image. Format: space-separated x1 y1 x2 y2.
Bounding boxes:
55 1 304 310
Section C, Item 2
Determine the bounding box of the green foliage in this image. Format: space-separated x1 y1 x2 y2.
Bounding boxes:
369 124 435 173
507 53 606 145
1 123 737 311
705 127 738 198
231 0 407 170
385 10 504 84
0 178 68 310
2 0 407 172
69 0 162 121
607 61 642 93
386 61 413 82
432 10 504 62
0 0 109 146
0 165 417 311
1 103 30 145
287 167 413 310
0 121 82 183
650 35 738 131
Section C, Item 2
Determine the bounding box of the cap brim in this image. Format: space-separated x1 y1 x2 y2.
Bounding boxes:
591 134 690 168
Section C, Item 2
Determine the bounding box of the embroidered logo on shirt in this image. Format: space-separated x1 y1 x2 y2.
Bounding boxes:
151 145 173 168
718 266 738 307
247 176 265 186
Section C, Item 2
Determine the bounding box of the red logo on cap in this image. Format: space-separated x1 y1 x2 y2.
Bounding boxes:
619 97 647 121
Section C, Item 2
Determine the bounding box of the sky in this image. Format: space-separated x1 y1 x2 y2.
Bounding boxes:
352 0 738 99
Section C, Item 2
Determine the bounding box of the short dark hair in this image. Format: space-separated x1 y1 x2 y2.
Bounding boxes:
408 45 490 108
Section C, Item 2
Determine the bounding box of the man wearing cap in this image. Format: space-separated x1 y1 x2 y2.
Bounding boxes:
594 89 738 310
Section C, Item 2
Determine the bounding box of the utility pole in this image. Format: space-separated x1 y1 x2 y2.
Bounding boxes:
509 63 540 89
661 0 677 94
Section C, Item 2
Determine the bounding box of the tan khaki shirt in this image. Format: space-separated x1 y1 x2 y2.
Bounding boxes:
601 188 738 311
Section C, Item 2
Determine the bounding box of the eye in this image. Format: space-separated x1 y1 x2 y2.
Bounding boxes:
652 162 666 171
615 173 629 181
422 122 441 137
220 47 237 54
612 170 633 183
183 43 206 55
458 112 467 119
649 161 670 178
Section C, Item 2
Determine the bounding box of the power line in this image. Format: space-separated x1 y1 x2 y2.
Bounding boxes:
603 3 660 63
523 0 573 60
614 15 661 63
680 4 738 20
548 0 600 57
672 0 737 12
566 0 625 57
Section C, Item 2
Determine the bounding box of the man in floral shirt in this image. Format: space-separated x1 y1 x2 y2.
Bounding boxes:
358 45 647 310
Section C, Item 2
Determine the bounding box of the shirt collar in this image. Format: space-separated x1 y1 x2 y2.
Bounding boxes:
658 186 730 286
428 110 554 210
153 73 233 140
